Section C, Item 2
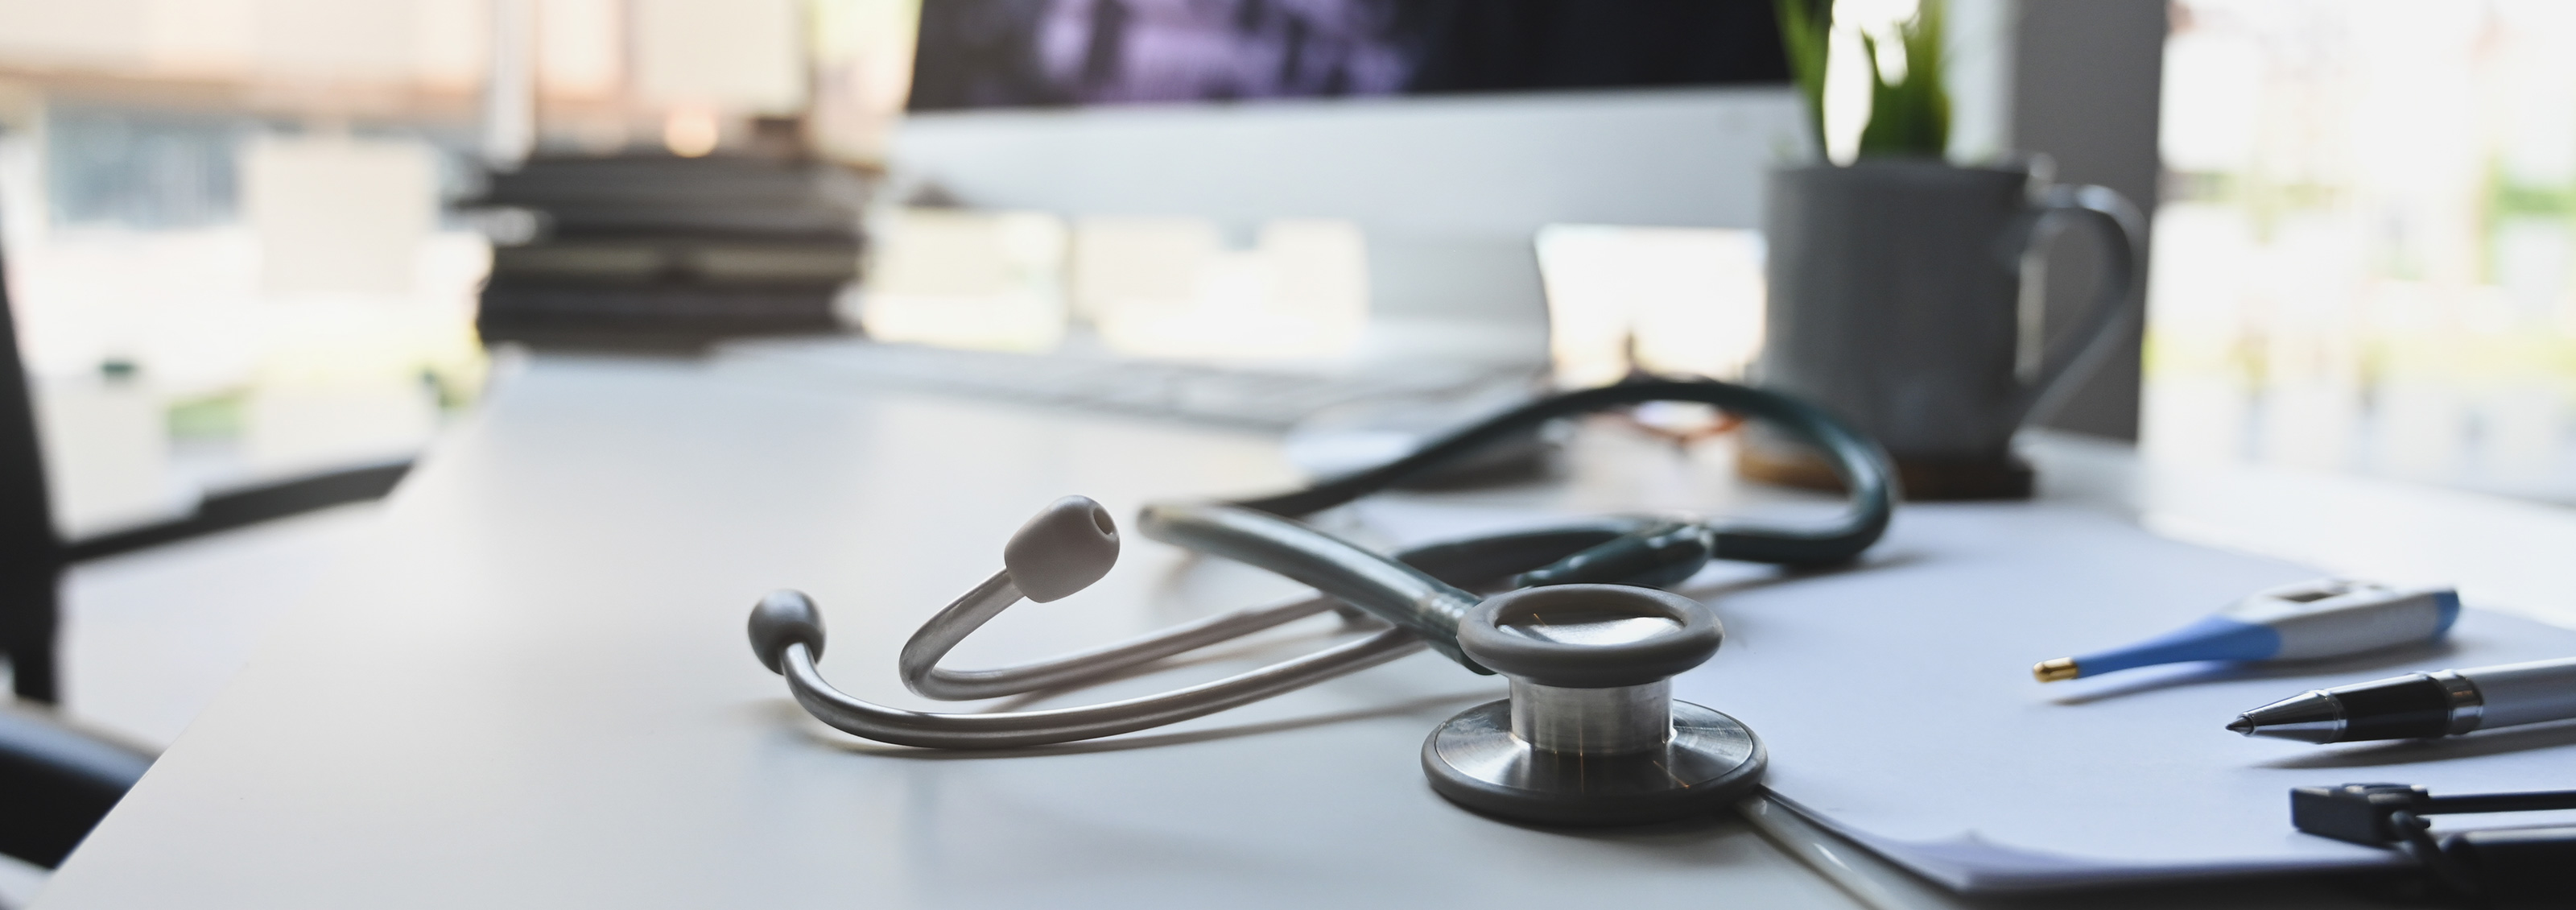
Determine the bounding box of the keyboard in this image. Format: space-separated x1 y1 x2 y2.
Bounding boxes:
718 337 1530 430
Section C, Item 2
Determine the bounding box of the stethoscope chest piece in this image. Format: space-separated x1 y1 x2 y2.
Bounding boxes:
1422 585 1765 825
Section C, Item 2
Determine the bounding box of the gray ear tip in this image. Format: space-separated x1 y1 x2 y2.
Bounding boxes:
749 589 827 674
1002 495 1122 603
1051 496 1113 527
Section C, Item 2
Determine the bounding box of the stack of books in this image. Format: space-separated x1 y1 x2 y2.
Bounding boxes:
469 155 867 345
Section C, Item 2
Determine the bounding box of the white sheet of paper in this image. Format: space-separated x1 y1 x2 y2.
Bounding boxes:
1352 498 2576 892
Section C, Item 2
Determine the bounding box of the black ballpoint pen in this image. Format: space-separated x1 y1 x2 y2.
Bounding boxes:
2230 656 2576 743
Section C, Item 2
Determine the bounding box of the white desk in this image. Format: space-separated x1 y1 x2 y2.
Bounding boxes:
34 354 2549 908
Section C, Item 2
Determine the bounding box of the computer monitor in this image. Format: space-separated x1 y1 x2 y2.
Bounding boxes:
886 1 1807 362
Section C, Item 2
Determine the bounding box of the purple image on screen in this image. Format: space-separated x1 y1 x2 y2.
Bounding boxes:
1030 0 1411 103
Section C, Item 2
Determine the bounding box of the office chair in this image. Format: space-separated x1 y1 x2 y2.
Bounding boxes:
0 703 150 868
0 246 409 868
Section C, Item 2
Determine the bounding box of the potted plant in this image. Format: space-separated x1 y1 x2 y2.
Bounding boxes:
1744 0 2146 499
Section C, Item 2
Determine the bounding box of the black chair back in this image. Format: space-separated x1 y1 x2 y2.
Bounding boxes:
0 246 60 702
0 704 147 866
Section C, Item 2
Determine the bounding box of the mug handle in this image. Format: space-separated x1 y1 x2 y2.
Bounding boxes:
2009 183 2149 428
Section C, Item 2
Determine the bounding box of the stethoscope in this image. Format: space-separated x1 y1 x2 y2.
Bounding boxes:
748 379 1896 825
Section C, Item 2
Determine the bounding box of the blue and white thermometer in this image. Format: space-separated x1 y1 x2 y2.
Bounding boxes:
2033 579 2460 682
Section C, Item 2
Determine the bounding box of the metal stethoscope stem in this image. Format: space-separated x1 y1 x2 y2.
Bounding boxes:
751 497 1488 750
898 573 1350 701
761 594 1425 751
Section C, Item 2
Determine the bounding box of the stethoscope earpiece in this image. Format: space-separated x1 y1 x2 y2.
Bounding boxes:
1424 585 1765 825
749 589 827 675
1001 495 1120 602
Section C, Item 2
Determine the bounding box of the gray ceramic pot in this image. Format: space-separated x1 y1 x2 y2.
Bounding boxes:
1748 159 2145 498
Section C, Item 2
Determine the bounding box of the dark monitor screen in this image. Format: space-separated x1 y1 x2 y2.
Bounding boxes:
908 0 1790 112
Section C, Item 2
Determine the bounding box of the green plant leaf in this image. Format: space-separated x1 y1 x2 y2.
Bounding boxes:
1856 0 1951 159
1774 0 1831 158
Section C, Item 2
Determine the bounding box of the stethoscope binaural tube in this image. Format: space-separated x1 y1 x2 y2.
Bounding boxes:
1137 503 1489 671
751 589 1429 750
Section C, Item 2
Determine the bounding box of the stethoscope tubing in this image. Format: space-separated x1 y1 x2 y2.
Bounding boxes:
1230 379 1895 567
1141 378 1897 667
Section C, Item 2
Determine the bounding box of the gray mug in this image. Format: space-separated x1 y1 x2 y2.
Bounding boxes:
1749 159 2145 498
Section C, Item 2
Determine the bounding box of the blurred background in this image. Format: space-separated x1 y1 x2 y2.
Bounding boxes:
2147 0 2576 505
4 0 2576 863
2 0 912 541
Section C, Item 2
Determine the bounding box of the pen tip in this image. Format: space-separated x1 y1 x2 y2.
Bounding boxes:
2033 658 2079 682
2226 716 2255 735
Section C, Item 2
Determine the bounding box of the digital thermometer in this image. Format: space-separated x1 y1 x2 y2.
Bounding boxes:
2033 579 2460 682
